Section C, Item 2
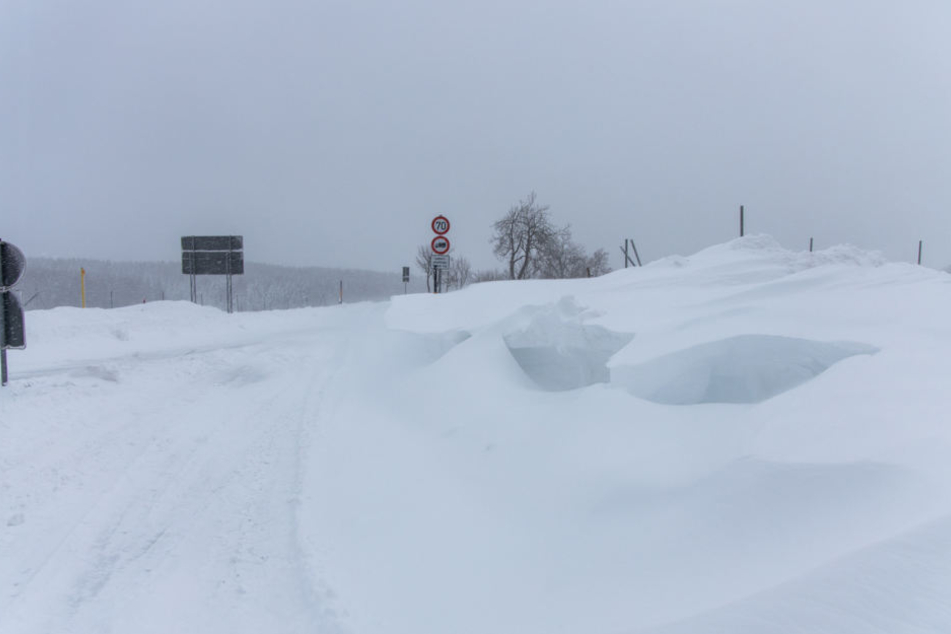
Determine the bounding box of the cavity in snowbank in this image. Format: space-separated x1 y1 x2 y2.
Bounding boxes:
612 335 878 405
502 297 632 391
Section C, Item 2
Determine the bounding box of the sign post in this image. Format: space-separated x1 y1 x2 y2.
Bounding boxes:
402 266 410 294
181 236 244 313
429 216 451 294
0 239 27 387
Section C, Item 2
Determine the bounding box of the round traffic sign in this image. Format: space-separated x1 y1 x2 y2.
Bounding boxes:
431 215 450 235
431 236 451 255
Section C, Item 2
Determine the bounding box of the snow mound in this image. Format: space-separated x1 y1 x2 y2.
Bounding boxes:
645 235 887 273
503 297 633 391
613 335 878 405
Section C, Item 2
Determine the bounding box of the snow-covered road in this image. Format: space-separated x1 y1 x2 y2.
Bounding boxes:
0 305 384 633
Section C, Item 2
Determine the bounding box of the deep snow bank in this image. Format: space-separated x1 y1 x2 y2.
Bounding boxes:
6 236 951 634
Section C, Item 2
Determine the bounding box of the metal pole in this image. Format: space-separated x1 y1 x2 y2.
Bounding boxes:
0 239 7 387
191 238 197 303
918 240 923 265
809 237 814 253
624 240 629 269
740 205 745 237
226 240 233 314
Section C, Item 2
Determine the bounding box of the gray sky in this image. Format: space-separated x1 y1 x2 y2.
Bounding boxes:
2 0 950 273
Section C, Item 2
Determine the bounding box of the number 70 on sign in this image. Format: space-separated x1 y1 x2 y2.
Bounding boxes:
431 216 450 234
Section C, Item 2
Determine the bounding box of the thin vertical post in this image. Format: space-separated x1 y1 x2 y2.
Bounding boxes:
190 238 197 303
740 205 745 237
918 240 923 265
226 240 233 314
809 237 814 252
620 240 637 268
339 280 343 304
80 268 86 308
630 239 642 267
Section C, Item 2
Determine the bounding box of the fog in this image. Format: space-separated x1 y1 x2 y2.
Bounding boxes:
2 0 949 272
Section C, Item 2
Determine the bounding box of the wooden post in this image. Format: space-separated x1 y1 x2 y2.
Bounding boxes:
918 240 923 265
80 268 86 308
630 239 642 266
619 240 638 268
809 237 814 253
740 205 745 237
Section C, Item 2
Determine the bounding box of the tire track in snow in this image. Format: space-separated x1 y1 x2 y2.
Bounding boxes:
1 318 368 634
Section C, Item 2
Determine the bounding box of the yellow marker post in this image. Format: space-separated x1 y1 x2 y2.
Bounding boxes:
81 267 86 308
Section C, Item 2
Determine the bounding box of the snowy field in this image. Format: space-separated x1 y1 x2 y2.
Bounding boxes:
3 235 951 634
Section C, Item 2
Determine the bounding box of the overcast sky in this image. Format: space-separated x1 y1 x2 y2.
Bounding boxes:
2 0 950 273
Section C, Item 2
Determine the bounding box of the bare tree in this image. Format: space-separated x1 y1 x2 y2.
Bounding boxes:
536 224 587 278
491 191 555 280
585 248 612 277
415 245 434 292
444 255 472 291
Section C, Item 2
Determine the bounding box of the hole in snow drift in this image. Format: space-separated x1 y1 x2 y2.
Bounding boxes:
504 298 633 391
612 335 878 405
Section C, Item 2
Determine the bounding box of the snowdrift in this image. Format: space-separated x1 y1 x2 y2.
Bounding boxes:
4 235 951 634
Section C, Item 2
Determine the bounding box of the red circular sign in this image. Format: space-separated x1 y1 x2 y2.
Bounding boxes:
431 215 450 235
431 236 451 255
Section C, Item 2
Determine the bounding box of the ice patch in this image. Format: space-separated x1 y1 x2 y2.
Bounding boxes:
613 335 878 405
504 297 633 391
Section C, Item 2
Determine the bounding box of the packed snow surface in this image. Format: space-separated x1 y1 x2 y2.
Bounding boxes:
3 235 951 634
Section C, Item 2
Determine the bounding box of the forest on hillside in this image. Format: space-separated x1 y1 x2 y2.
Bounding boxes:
16 258 428 312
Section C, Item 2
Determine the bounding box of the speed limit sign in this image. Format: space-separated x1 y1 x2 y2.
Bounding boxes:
431 216 450 235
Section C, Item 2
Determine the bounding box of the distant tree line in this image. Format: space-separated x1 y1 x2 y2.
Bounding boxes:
18 258 426 311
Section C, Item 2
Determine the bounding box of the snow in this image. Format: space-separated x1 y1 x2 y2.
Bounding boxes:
3 235 951 633
613 335 878 405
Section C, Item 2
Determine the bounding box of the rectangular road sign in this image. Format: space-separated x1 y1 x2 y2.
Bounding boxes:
432 255 450 269
181 236 243 251
1 291 25 349
182 251 245 275
402 266 410 283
